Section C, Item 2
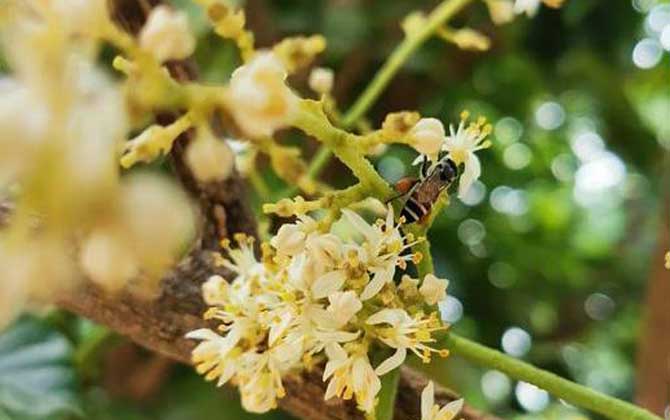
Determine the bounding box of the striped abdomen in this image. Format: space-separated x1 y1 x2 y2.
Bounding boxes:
401 196 432 224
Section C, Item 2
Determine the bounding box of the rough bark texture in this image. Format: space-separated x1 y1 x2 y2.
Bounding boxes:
32 1 504 419
635 195 670 416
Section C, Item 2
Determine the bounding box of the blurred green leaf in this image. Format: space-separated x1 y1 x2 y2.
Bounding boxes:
0 317 81 420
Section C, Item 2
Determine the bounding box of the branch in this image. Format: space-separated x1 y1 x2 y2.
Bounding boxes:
38 1 502 420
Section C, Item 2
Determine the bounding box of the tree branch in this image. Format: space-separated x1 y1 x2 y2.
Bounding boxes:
0 1 503 419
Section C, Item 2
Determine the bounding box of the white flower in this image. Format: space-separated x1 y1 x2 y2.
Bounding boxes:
342 206 419 300
421 381 464 420
408 118 446 160
217 234 265 285
308 67 334 94
228 51 298 137
186 328 242 386
442 112 491 199
367 309 446 374
202 274 229 306
185 129 235 182
323 343 381 414
139 5 195 62
271 214 319 257
325 291 363 328
419 274 449 306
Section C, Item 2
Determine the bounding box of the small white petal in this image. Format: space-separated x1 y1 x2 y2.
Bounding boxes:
374 347 407 376
436 399 464 420
312 270 347 299
421 381 435 420
457 153 481 199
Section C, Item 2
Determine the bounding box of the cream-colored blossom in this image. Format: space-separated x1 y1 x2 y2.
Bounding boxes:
309 67 334 95
367 309 447 374
216 234 265 286
408 118 446 160
185 128 235 183
323 343 381 414
419 274 449 305
442 111 492 199
139 5 195 62
421 381 464 420
228 51 298 137
342 206 420 300
186 328 243 386
202 274 229 306
326 291 363 328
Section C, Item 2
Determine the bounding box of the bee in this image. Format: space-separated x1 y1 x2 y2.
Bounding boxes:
391 154 458 224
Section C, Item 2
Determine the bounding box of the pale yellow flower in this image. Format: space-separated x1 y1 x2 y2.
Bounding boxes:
185 328 242 386
185 128 235 183
419 273 449 306
342 206 420 300
309 67 334 95
139 5 195 62
367 308 446 374
421 381 464 420
228 51 298 137
325 291 363 328
409 118 446 161
323 343 381 414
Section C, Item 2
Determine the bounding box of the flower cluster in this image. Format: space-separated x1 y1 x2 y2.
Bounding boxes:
0 0 196 327
381 111 492 200
187 205 451 414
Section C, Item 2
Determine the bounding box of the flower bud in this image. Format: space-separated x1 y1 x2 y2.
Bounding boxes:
408 118 446 158
308 67 334 95
419 273 449 305
139 6 195 62
185 129 235 183
228 51 298 137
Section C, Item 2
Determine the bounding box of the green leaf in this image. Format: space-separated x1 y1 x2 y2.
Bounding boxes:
0 317 81 420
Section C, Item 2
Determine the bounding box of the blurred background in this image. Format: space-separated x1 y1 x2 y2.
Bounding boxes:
1 0 669 419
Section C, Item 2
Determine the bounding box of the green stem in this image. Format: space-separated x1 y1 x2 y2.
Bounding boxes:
443 333 662 420
341 0 472 128
292 100 394 199
296 0 473 192
376 367 401 420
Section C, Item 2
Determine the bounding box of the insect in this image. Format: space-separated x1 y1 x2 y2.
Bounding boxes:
391 154 459 224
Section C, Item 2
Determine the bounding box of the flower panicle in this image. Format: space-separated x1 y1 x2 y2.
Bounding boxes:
186 205 453 415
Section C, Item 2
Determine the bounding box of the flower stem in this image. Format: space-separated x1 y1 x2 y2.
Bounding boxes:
296 0 474 192
292 100 394 199
443 333 663 420
341 0 472 128
375 366 401 420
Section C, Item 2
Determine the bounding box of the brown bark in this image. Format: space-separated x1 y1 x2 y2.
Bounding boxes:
1 1 503 420
635 195 670 415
